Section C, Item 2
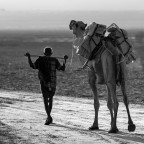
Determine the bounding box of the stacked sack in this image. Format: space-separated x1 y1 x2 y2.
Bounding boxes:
107 23 136 64
77 22 106 59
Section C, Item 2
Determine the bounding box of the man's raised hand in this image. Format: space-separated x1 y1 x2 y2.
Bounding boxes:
25 52 31 58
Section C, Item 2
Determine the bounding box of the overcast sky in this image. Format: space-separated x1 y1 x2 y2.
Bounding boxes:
0 0 144 30
0 0 144 11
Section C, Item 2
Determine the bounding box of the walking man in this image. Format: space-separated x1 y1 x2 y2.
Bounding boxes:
25 47 66 125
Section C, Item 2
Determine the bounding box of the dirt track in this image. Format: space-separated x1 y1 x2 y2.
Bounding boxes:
0 91 144 144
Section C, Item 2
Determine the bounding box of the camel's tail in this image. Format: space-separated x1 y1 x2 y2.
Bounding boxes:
116 62 127 86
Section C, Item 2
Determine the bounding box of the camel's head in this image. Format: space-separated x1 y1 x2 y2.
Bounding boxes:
69 20 87 38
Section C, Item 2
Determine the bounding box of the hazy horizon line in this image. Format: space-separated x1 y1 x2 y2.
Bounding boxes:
0 10 143 30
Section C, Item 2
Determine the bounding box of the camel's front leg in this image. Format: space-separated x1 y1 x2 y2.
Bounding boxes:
88 69 100 130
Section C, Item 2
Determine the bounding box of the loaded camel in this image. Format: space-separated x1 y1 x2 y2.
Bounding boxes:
69 20 136 133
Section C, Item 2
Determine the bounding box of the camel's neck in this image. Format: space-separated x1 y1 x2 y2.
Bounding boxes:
75 30 85 38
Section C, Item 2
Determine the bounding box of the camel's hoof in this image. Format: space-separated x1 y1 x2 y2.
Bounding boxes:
128 124 136 132
89 126 99 131
108 128 119 133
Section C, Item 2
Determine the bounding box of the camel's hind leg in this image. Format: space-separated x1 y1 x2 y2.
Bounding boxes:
120 63 136 132
88 68 100 130
106 81 119 133
102 52 119 133
107 88 114 128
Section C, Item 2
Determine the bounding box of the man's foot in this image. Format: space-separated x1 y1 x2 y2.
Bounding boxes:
45 117 53 125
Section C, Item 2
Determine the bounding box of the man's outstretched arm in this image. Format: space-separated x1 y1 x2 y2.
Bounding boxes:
56 59 66 71
25 52 35 69
59 63 66 71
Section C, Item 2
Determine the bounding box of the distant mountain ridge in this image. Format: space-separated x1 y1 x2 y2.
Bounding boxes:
0 10 143 30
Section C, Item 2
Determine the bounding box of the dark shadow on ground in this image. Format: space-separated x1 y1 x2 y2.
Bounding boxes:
50 123 144 143
0 121 31 144
0 97 36 104
0 121 18 144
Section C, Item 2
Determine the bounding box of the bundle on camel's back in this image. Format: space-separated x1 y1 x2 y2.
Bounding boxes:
69 20 136 133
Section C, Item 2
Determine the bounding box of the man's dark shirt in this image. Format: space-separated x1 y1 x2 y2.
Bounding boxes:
33 56 62 89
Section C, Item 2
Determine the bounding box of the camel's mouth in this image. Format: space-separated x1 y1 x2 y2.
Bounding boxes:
69 20 87 31
69 20 76 30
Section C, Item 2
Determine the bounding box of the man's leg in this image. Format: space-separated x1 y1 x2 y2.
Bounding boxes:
49 90 55 114
43 97 51 119
41 82 53 125
49 96 53 114
43 96 54 125
43 90 55 125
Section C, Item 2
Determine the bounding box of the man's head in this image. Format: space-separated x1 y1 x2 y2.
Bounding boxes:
43 47 53 56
